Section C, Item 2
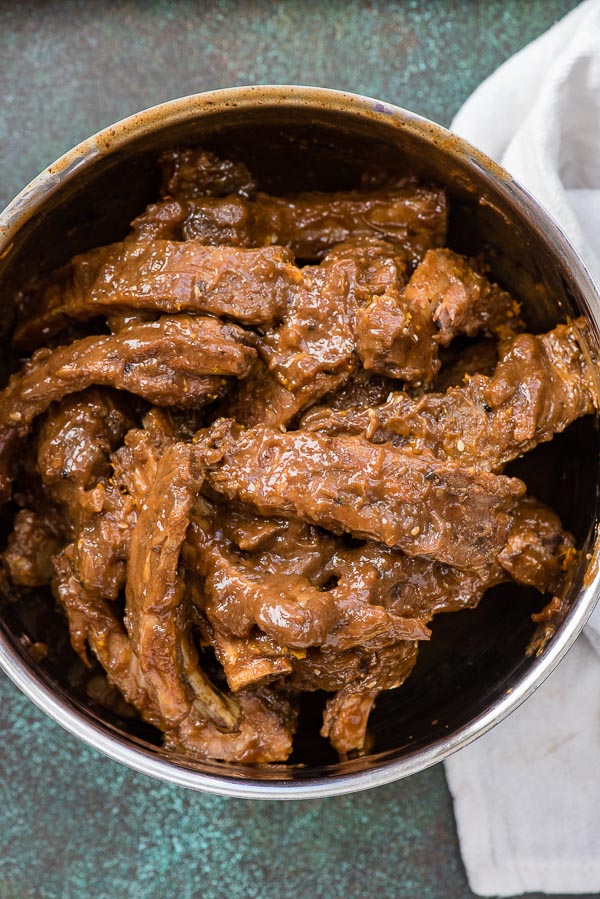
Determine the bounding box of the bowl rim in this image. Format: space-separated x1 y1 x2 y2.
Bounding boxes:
1 83 599 800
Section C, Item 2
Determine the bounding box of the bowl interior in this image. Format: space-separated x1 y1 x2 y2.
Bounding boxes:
1 93 599 789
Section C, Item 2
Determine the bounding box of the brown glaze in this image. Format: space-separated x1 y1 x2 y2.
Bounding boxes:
302 319 597 472
14 243 301 347
185 508 430 652
355 248 522 385
130 180 448 266
124 441 297 756
2 508 63 587
159 147 257 200
0 315 255 499
227 241 521 427
202 421 525 574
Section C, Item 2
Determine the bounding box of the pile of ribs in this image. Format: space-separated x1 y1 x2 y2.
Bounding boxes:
1 147 597 763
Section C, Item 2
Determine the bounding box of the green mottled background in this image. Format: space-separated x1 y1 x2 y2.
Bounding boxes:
1 2 594 898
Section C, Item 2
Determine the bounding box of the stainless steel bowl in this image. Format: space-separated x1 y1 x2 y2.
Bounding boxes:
1 86 599 799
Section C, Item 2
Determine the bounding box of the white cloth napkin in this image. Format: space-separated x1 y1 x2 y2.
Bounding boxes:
445 2 600 895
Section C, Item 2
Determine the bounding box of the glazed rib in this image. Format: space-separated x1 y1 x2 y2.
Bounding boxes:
0 315 256 498
14 242 300 347
130 181 448 265
230 245 520 426
202 421 525 573
302 319 597 472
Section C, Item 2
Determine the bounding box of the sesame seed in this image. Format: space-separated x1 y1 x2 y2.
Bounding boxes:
410 525 420 536
456 439 465 452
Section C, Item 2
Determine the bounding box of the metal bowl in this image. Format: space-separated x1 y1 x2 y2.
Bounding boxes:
0 86 599 799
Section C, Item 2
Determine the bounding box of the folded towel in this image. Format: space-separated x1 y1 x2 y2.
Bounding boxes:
445 2 600 894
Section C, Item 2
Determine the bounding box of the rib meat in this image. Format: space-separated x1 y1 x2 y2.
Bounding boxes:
302 319 598 472
228 245 518 426
354 248 522 385
202 421 525 573
159 147 257 199
186 511 429 653
125 441 296 758
2 508 63 587
14 243 300 347
319 642 419 755
290 498 574 754
0 315 256 498
125 442 239 730
130 180 448 265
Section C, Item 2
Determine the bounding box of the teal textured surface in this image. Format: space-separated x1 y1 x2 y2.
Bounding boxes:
1 2 596 898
